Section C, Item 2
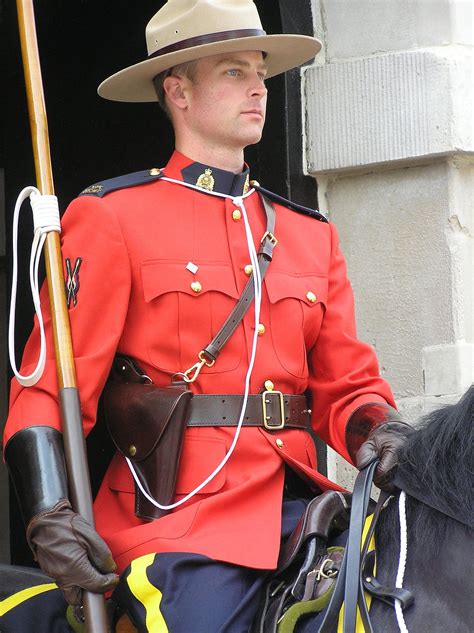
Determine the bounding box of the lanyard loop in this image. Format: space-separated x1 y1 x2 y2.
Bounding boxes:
9 187 61 386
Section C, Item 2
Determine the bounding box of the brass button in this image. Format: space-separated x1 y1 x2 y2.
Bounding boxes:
250 180 260 187
264 380 274 391
149 167 161 176
232 209 242 221
191 281 202 293
306 291 317 303
276 439 284 449
257 323 266 336
244 264 253 276
129 445 137 457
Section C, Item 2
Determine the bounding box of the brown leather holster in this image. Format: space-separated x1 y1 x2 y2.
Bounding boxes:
103 356 192 521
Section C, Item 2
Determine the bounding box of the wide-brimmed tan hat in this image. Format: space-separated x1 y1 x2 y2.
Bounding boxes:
98 0 322 103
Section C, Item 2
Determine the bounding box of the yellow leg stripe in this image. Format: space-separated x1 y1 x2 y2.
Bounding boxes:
127 554 169 633
0 582 58 616
337 514 376 633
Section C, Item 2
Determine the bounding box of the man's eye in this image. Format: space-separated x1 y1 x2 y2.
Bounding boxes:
227 69 241 77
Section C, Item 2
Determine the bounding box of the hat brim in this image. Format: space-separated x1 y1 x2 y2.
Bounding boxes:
97 34 321 102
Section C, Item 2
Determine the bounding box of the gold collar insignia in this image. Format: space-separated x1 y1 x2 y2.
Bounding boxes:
81 184 103 194
196 168 215 191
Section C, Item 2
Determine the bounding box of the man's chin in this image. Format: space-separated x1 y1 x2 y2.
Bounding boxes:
240 131 264 148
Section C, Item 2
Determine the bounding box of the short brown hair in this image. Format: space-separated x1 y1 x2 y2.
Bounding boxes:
153 60 198 118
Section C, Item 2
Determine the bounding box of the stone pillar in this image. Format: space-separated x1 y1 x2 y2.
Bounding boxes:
305 0 474 488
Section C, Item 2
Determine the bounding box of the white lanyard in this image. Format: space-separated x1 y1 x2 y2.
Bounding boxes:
126 179 265 511
9 187 61 386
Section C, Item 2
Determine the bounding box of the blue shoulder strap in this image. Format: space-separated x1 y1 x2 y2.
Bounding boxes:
251 182 328 223
79 168 164 198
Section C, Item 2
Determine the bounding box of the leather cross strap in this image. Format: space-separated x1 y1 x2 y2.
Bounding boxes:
186 393 309 430
201 193 276 363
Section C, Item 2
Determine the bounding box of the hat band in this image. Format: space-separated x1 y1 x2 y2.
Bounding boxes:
149 28 267 58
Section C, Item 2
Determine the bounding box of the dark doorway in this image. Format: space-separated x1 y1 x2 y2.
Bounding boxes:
1 0 320 565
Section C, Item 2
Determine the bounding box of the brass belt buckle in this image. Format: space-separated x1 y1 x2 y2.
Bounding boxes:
262 390 285 430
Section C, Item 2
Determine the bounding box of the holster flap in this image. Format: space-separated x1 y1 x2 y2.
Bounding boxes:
104 382 191 461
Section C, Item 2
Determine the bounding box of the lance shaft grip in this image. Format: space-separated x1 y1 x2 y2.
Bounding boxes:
60 389 109 633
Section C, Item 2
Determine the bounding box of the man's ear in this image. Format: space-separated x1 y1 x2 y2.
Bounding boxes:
163 75 189 112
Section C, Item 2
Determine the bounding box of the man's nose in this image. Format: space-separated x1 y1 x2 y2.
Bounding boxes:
248 77 267 98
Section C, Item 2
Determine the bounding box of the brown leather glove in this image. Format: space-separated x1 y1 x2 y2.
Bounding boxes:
356 422 413 491
27 500 119 606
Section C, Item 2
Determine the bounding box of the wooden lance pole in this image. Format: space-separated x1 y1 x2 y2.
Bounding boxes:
16 2 109 631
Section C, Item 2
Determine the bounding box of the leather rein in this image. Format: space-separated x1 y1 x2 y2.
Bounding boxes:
316 462 414 633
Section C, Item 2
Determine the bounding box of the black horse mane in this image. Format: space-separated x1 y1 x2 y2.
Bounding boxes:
377 386 474 550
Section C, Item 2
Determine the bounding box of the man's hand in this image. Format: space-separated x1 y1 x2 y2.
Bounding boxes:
356 422 413 491
27 500 119 605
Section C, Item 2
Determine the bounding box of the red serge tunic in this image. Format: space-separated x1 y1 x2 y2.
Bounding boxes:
5 151 396 574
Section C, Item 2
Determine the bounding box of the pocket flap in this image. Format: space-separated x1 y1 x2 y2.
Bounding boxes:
265 272 328 307
141 260 239 302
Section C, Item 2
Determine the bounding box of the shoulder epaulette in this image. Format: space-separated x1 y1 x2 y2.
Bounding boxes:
79 168 164 198
251 182 328 223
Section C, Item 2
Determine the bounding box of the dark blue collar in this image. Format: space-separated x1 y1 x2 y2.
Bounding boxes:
181 161 250 196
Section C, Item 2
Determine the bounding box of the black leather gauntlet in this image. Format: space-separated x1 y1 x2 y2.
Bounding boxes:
5 426 118 605
346 403 413 492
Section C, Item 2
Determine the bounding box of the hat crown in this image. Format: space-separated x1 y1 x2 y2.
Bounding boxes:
146 0 263 55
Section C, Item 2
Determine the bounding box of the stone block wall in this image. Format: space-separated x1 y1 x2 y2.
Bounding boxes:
306 0 474 489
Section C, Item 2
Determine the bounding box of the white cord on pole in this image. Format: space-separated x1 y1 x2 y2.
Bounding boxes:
9 187 61 387
126 185 263 511
395 491 409 633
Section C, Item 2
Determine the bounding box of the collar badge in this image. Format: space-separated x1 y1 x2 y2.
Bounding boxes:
81 184 102 194
196 168 215 191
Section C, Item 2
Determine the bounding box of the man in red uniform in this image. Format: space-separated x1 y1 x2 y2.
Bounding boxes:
4 1 411 631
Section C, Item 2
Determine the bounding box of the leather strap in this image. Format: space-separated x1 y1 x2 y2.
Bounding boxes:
316 461 378 633
149 28 266 58
354 490 392 632
201 194 276 362
362 551 414 611
186 393 309 430
112 356 309 431
343 460 378 633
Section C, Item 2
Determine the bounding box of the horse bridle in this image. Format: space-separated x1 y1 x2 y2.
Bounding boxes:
315 461 414 633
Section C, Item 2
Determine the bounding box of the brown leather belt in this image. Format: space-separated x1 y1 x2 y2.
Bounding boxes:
187 393 310 431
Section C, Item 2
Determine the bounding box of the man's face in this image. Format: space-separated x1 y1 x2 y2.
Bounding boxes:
180 50 268 153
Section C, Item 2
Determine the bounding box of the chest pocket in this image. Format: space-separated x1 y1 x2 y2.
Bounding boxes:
141 260 243 374
264 272 328 378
